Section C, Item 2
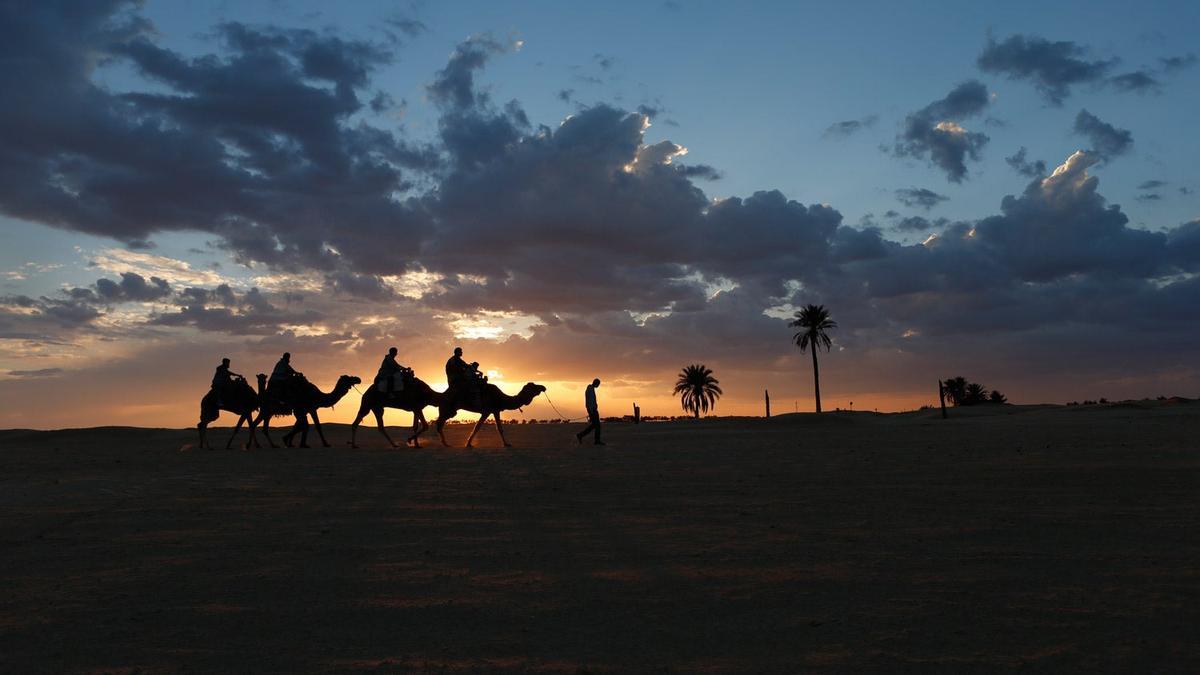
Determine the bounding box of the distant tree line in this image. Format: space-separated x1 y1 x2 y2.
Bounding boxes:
942 376 1007 406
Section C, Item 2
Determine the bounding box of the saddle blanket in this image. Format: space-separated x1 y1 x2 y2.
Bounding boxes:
376 372 407 393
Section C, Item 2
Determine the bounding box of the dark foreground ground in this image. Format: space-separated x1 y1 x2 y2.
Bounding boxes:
1 404 1198 673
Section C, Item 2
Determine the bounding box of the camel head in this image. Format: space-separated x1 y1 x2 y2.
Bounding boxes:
256 373 267 393
518 382 547 403
336 375 362 391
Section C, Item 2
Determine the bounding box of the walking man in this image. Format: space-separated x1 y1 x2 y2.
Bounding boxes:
576 378 605 445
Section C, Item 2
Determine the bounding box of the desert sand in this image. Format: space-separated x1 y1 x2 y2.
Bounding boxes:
1 403 1197 672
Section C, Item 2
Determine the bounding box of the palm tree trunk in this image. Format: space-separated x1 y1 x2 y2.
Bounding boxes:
694 408 699 419
811 347 822 413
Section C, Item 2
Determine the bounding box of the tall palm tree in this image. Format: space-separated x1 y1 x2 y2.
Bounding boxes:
673 364 723 418
790 304 836 413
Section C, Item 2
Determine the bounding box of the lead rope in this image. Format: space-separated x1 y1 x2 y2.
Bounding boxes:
542 392 588 422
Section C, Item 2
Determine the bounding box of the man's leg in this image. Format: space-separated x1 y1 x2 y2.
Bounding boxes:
591 412 604 445
576 417 595 445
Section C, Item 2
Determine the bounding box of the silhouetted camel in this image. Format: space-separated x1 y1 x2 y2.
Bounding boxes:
197 376 261 449
251 374 360 448
436 382 547 448
349 376 446 449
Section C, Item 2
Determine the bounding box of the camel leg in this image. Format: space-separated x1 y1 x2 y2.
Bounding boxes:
283 417 298 448
437 410 456 447
311 410 330 448
494 412 512 448
198 406 220 450
245 415 259 449
464 414 487 448
259 415 277 448
292 415 309 448
350 402 370 448
375 409 400 448
225 415 246 450
407 411 425 448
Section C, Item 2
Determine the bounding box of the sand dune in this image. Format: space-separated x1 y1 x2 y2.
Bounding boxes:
1 404 1197 671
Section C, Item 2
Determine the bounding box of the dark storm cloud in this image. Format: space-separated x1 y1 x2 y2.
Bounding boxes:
151 285 322 335
0 271 173 337
892 81 990 182
977 33 1116 105
427 34 530 169
1005 147 1047 178
895 187 949 210
325 270 396 301
822 115 878 139
95 272 172 302
427 33 511 109
418 85 846 311
0 1 433 275
1073 109 1133 160
972 151 1165 281
674 164 723 180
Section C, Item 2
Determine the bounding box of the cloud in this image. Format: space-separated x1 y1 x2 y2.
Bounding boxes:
895 187 949 210
972 151 1167 280
823 115 878 139
891 216 948 233
1159 54 1198 72
150 285 323 335
1005 147 1047 177
0 2 435 276
977 33 1116 105
892 81 990 182
1138 180 1167 191
95 272 172 302
6 368 64 379
1073 109 1133 160
1109 70 1161 93
1136 193 1162 202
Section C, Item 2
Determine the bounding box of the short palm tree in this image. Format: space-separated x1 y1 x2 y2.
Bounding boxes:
964 382 988 405
673 364 723 418
943 376 968 406
790 304 836 413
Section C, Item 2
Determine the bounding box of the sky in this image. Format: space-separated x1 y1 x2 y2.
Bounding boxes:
1 0 1199 429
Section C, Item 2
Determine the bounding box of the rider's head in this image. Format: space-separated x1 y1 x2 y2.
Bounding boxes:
454 347 463 356
282 352 291 362
593 378 601 387
388 347 398 356
222 358 231 366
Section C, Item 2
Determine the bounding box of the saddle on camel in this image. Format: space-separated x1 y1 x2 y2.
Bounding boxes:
374 346 415 397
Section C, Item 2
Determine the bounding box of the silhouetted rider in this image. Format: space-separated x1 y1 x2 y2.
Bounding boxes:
376 347 408 395
445 346 484 405
269 352 301 398
212 357 242 405
445 347 472 387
